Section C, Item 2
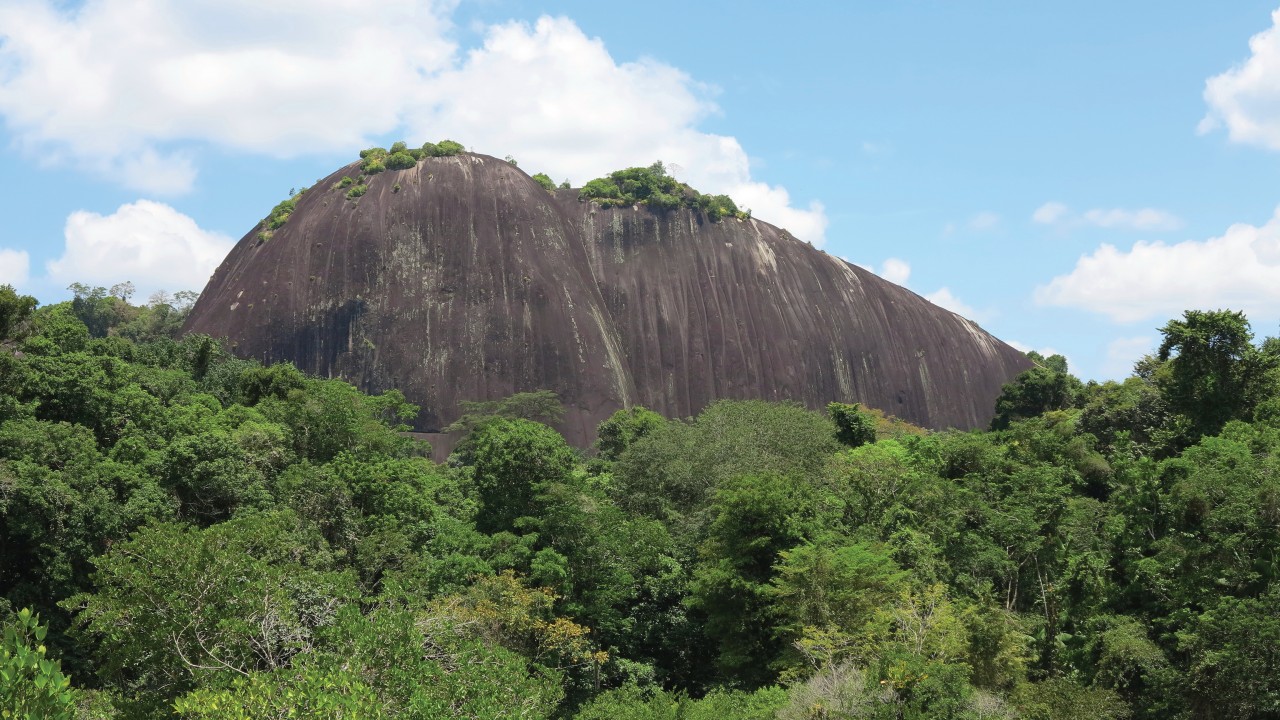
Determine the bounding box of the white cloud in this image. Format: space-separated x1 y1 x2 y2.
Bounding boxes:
0 249 31 288
1035 207 1280 322
1102 336 1155 380
1032 202 1068 225
879 258 911 285
925 287 980 320
1201 8 1280 150
1031 202 1183 231
969 212 1001 231
45 200 234 298
0 4 827 242
1081 208 1184 232
409 17 827 244
0 0 456 193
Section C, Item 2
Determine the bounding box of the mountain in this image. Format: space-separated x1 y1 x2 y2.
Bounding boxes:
184 150 1032 445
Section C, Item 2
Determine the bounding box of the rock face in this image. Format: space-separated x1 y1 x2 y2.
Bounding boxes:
185 153 1032 446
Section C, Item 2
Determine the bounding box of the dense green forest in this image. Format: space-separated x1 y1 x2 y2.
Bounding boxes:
2 283 1279 719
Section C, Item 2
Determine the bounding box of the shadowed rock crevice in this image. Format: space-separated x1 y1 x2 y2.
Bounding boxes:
186 152 1032 446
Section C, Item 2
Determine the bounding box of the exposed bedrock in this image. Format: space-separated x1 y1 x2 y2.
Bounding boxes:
185 153 1032 446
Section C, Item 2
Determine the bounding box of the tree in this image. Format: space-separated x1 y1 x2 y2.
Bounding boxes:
689 473 834 684
1 608 78 720
532 172 557 191
596 406 665 462
829 402 878 448
991 353 1082 430
1180 588 1280 719
457 418 576 534
0 284 37 344
68 512 358 712
444 390 565 434
1155 309 1278 438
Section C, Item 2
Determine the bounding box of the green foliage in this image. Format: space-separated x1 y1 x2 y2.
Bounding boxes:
0 285 37 344
579 161 746 220
421 139 465 157
689 472 834 683
991 353 1082 430
574 683 786 720
595 406 665 462
346 184 368 199
263 187 305 231
695 193 741 222
1180 588 1280 719
445 390 565 434
3 299 1280 718
829 402 878 448
456 418 576 534
333 175 355 189
1 608 78 720
385 151 417 170
1155 309 1278 440
174 663 384 719
68 511 358 710
532 172 557 191
612 399 838 531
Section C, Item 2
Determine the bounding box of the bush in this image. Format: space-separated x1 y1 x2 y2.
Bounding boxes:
1 608 78 720
580 177 625 206
358 147 387 160
389 141 408 154
332 176 355 190
346 184 368 200
648 192 682 211
700 194 741 222
531 173 556 191
361 157 385 175
385 152 417 171
421 139 465 157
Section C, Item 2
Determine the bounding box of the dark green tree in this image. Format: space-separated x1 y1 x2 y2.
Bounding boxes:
1155 309 1278 439
991 353 1082 430
828 402 878 448
457 418 576 534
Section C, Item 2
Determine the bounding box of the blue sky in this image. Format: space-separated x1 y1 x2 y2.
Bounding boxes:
2 1 1280 381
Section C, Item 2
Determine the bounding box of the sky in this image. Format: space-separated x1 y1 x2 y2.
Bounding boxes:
2 1 1280 381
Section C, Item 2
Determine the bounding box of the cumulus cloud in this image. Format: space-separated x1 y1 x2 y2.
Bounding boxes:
1032 202 1069 225
1035 207 1280 322
1201 8 1280 150
1032 202 1182 231
45 201 234 298
0 0 456 193
0 3 827 242
925 287 981 321
879 258 911 285
0 248 30 288
409 17 826 244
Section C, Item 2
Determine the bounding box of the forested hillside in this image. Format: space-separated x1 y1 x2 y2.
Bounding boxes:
2 283 1279 719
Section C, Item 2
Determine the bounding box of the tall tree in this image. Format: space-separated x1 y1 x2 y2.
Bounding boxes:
1156 309 1278 439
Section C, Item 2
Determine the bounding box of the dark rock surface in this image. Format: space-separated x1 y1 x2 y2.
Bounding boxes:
186 153 1032 446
